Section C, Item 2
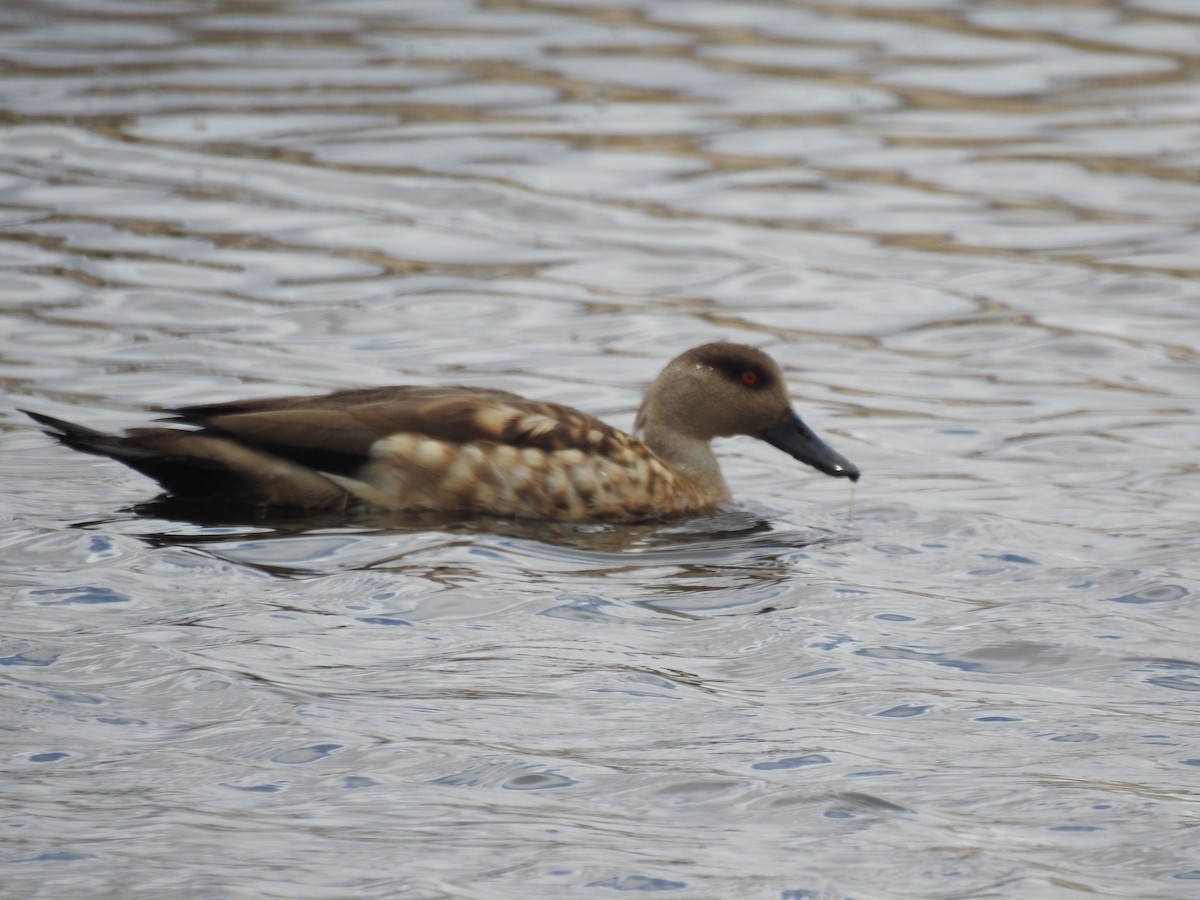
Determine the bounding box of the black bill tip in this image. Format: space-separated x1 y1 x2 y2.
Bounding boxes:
765 409 860 482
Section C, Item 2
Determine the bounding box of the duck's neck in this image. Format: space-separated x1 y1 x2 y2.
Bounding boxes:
639 423 730 501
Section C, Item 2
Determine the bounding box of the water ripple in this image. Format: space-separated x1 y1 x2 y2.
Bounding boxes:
2 0 1200 897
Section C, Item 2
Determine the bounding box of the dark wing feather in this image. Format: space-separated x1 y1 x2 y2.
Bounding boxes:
165 386 631 476
167 385 524 420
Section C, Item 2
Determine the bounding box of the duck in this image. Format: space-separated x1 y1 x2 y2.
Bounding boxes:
23 342 859 522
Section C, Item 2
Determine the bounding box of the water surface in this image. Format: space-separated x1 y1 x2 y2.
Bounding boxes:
2 1 1199 897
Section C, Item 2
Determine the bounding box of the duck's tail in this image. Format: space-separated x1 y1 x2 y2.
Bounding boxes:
22 409 229 493
22 409 349 508
22 410 145 459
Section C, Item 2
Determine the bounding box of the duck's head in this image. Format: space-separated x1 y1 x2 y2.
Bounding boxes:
636 342 860 482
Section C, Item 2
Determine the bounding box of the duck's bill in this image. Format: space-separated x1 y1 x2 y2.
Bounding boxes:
765 409 860 482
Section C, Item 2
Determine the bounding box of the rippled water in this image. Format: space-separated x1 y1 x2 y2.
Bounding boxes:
3 0 1199 897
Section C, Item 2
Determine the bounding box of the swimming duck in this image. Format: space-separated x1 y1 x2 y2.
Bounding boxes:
23 342 859 521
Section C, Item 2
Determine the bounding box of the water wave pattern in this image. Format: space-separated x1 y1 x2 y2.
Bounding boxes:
2 0 1199 897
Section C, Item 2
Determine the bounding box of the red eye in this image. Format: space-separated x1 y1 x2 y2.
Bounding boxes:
741 370 758 386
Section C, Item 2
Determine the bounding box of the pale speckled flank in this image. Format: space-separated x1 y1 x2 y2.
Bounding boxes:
25 342 861 521
339 430 715 521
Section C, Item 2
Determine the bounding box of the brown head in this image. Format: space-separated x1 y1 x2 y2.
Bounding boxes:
636 342 860 482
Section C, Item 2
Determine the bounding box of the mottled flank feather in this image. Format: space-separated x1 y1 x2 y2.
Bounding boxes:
24 343 860 521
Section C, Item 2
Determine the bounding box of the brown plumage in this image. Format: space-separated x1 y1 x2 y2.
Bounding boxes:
23 342 860 522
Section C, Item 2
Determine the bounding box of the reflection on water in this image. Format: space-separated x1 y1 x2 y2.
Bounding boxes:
2 0 1199 896
103 498 792 561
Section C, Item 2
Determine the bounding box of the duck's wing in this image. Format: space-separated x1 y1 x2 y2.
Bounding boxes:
164 385 634 477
